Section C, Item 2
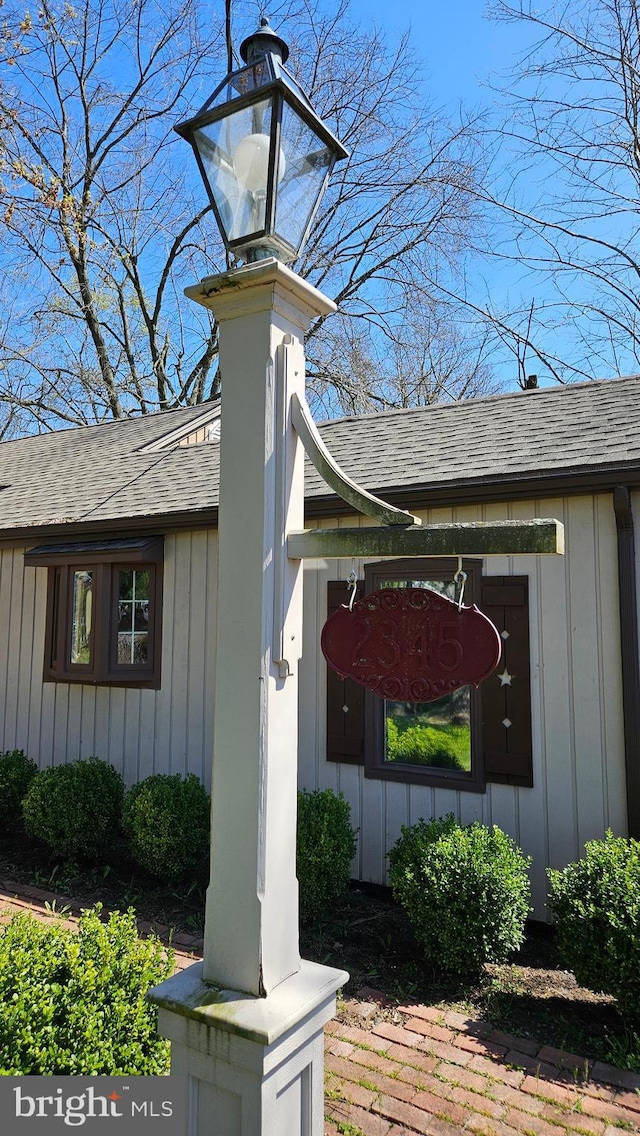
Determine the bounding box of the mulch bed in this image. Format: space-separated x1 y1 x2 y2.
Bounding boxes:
0 824 632 1072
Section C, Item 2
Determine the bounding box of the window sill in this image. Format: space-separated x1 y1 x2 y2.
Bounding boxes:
364 761 486 792
43 672 160 691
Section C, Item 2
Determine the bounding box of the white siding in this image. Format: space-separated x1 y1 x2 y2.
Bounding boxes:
0 489 630 921
0 531 218 791
297 492 628 920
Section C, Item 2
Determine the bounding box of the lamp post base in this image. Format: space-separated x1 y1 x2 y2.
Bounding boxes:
149 959 348 1136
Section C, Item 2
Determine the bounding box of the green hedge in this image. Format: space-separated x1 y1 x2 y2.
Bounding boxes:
0 905 172 1074
548 831 640 1020
123 773 210 882
0 749 37 828
22 758 124 861
389 815 531 977
297 789 357 923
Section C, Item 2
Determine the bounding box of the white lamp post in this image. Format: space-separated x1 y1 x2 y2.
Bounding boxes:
148 21 349 1136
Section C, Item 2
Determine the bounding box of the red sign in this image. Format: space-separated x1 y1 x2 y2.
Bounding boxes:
321 587 502 702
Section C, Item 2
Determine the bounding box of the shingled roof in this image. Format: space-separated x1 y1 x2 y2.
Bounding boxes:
0 375 638 538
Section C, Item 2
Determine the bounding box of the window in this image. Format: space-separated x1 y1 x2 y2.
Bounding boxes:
24 538 163 688
326 558 532 791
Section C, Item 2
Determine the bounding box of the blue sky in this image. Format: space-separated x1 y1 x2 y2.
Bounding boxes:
339 1 635 390
346 0 528 112
342 1 555 390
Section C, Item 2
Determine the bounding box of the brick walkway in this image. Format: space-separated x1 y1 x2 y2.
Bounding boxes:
325 994 640 1136
2 882 639 1136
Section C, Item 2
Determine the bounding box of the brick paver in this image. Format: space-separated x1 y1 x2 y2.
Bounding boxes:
324 990 640 1136
1 882 639 1136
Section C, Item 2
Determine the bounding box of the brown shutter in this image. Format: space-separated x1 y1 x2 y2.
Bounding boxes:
480 575 533 787
326 581 365 764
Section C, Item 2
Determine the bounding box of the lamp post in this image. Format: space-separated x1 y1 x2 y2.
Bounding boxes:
148 21 349 1136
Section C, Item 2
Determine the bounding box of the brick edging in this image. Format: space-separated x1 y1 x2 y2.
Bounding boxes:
0 878 204 958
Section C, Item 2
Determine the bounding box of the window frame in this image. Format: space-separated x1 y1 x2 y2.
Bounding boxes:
26 539 163 689
362 557 486 792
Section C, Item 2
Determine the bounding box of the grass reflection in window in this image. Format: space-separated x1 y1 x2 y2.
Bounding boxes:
380 577 471 774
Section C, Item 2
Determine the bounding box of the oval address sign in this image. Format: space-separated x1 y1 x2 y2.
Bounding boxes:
321 587 502 703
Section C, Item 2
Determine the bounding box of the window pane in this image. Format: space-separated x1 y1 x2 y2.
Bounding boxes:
70 570 93 665
378 578 471 774
116 569 150 666
117 633 149 665
119 569 134 602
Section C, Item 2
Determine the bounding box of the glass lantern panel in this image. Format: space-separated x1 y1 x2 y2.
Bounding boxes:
193 98 274 243
205 59 274 110
277 63 316 114
274 102 333 253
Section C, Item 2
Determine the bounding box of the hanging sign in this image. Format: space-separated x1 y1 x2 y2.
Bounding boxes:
321 587 502 702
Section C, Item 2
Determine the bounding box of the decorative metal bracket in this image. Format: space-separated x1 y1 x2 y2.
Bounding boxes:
289 392 564 561
291 393 420 527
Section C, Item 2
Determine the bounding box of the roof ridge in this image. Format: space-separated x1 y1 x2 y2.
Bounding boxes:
317 373 640 430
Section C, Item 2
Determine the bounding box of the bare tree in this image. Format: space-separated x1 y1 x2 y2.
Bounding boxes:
0 0 492 436
484 0 640 382
284 0 493 414
307 301 498 416
0 0 225 434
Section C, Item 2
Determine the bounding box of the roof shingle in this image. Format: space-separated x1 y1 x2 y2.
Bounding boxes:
0 376 638 535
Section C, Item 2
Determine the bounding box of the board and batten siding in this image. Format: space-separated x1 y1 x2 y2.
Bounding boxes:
298 494 628 920
0 492 630 921
0 531 218 791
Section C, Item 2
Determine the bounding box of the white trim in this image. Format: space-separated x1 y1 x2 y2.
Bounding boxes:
137 404 221 453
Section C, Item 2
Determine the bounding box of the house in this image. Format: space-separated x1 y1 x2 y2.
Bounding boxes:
0 374 639 919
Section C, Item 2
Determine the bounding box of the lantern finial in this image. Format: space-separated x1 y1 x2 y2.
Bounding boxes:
240 17 290 65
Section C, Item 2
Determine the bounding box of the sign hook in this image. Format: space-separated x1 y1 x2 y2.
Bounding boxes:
453 556 467 612
346 564 358 612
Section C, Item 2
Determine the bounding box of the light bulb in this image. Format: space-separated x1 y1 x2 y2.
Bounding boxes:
233 133 286 192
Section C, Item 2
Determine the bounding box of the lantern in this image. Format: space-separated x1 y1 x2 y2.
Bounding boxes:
175 18 349 264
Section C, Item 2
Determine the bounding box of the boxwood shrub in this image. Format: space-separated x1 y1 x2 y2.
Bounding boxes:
0 905 172 1074
297 788 357 923
0 749 37 828
123 773 210 882
548 831 640 1020
388 815 531 977
22 758 124 861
